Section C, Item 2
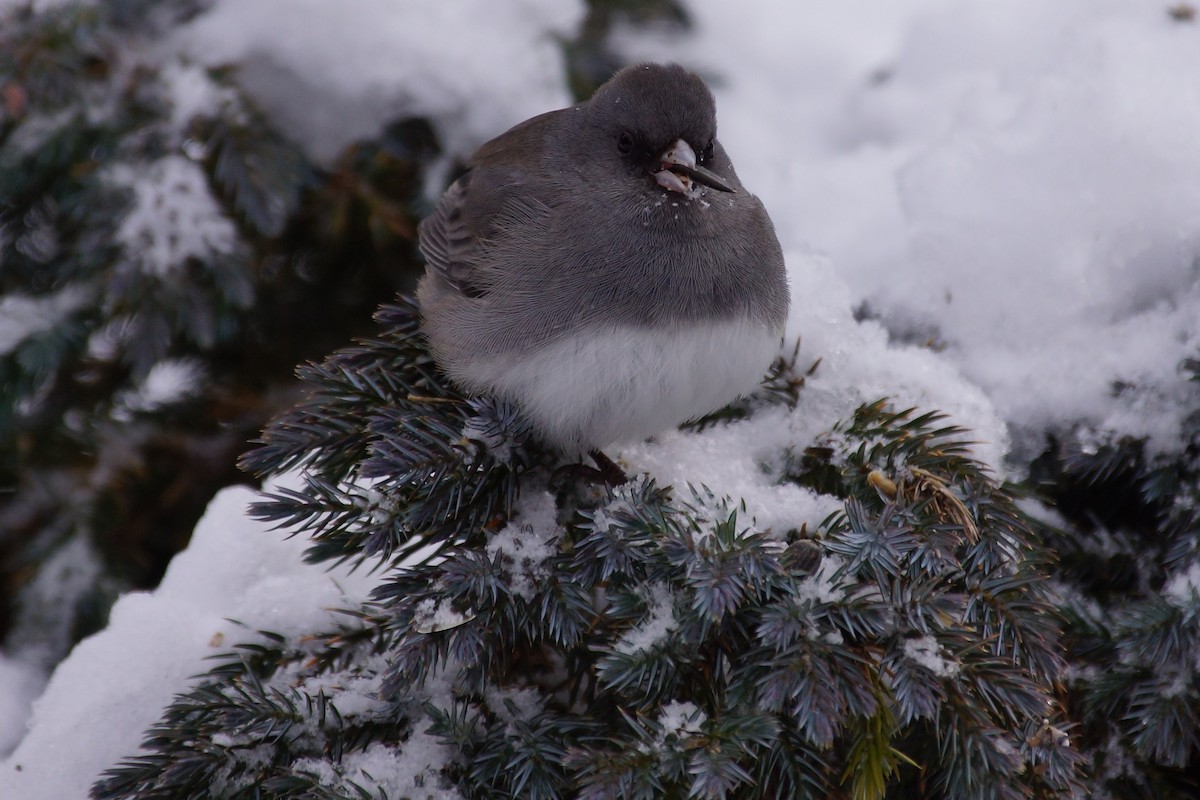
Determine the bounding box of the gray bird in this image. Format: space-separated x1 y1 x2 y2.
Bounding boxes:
418 63 789 464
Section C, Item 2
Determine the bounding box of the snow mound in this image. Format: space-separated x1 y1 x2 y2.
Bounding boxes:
1 483 376 798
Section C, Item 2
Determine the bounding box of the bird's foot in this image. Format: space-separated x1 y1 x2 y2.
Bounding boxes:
548 449 629 490
588 449 629 486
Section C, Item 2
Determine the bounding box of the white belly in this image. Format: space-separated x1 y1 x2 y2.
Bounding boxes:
454 319 781 452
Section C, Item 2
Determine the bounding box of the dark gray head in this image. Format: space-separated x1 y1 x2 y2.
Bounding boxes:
576 63 737 197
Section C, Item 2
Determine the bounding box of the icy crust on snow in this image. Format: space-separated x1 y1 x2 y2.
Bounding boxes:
174 0 585 163
0 482 378 799
618 0 1200 460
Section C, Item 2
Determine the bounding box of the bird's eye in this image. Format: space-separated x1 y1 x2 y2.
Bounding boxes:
617 132 634 155
701 139 715 164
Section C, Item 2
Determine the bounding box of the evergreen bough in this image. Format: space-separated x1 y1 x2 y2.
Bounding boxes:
1030 361 1200 799
0 0 429 669
94 297 1087 799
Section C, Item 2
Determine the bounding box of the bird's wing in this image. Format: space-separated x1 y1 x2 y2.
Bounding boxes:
418 172 489 297
419 110 565 299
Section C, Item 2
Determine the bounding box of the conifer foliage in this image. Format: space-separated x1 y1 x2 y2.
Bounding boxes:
95 297 1085 799
0 0 427 672
1030 368 1200 799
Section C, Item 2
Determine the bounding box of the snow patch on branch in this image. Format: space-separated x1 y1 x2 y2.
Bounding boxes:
485 491 560 601
0 285 90 357
110 155 238 277
904 635 960 678
615 583 677 654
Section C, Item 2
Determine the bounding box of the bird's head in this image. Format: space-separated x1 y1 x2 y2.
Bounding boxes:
584 63 738 199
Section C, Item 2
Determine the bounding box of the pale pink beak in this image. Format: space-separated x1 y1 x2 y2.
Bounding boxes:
652 138 736 195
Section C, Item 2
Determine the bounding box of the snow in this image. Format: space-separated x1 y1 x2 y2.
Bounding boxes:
622 248 1008 526
112 357 204 419
0 657 43 756
173 0 585 164
614 583 678 654
794 556 847 606
1164 562 1200 607
484 490 561 601
189 650 466 798
903 634 960 678
294 737 462 800
0 286 90 357
2 534 103 681
412 597 473 634
5 0 1200 794
0 482 376 798
157 60 238 134
657 700 706 741
617 0 1200 460
109 155 240 277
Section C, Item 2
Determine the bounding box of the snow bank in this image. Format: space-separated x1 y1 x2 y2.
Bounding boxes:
619 0 1200 459
173 0 586 163
0 484 375 799
622 247 1007 533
